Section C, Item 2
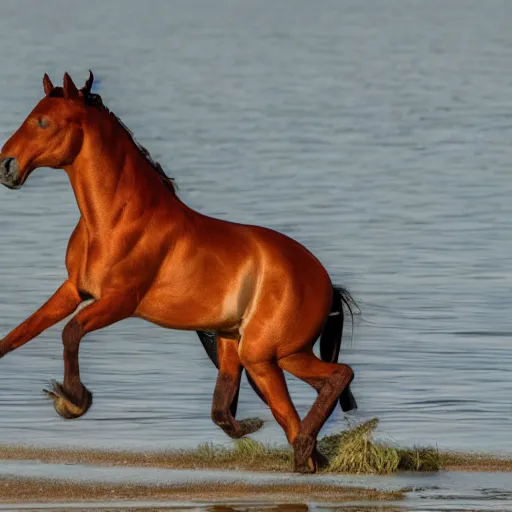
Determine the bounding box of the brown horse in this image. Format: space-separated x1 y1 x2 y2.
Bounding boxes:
0 72 357 473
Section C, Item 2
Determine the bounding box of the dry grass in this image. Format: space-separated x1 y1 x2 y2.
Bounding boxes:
0 476 404 504
1 418 511 475
317 418 440 474
188 436 293 471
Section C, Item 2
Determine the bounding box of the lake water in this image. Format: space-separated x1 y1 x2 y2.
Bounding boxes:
0 0 512 457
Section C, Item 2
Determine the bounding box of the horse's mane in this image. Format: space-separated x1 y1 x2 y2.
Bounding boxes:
49 87 176 194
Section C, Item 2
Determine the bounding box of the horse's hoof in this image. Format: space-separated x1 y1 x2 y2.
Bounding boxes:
239 417 264 437
293 434 318 474
315 448 329 469
295 455 318 474
43 381 93 420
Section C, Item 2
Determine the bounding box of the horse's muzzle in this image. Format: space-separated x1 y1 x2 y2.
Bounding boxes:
0 157 21 189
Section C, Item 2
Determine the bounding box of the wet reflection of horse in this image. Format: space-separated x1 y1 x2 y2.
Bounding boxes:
0 72 358 473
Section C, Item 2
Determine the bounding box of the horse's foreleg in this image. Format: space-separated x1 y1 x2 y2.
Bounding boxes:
0 280 81 358
47 292 137 420
211 335 263 438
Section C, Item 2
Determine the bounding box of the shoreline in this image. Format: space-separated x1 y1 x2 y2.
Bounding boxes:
2 446 512 509
0 476 403 505
1 444 512 473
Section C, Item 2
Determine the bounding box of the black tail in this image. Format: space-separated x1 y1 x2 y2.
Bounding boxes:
320 286 358 361
320 285 359 412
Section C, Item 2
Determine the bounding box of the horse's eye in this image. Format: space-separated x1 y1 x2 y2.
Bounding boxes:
38 118 49 128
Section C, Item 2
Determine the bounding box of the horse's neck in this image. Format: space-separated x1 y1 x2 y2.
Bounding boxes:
65 121 178 236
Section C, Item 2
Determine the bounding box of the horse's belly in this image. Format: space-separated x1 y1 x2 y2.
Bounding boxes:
135 256 256 331
135 286 242 332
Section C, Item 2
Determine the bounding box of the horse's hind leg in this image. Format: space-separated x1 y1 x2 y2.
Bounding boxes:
197 330 267 417
279 351 353 473
211 335 263 438
239 355 301 446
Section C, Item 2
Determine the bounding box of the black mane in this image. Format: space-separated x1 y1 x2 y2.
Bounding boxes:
50 87 176 193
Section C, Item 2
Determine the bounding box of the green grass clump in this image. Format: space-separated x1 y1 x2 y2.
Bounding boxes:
397 445 441 472
186 419 440 474
184 437 293 471
186 418 440 475
0 418 440 475
317 418 440 474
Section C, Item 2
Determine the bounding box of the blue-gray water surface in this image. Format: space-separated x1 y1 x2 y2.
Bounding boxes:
0 0 511 456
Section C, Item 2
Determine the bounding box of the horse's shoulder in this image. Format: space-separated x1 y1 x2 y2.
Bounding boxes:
65 218 87 273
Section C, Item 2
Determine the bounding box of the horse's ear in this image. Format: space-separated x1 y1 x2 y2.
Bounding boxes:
63 72 80 100
43 73 54 96
80 70 94 96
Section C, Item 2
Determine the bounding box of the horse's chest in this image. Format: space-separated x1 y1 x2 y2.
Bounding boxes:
77 240 110 298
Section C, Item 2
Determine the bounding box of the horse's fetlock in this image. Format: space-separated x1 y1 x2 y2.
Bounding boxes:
211 409 229 426
293 433 317 473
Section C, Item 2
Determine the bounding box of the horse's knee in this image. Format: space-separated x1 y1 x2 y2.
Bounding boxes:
321 364 354 398
339 363 354 384
62 318 84 351
336 362 353 379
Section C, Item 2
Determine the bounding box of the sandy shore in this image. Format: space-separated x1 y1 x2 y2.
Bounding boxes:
0 444 511 472
2 446 512 509
0 476 403 505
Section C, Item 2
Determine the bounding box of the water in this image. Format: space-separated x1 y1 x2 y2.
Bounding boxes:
0 0 512 457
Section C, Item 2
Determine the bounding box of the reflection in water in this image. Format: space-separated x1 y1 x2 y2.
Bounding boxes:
208 505 309 512
206 506 399 512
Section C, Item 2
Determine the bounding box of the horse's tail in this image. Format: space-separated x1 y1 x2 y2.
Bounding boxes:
320 285 359 412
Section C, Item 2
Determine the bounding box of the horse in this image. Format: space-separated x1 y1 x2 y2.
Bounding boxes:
0 71 358 473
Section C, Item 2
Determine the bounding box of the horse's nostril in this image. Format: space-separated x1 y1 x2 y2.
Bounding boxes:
3 157 14 173
0 157 20 187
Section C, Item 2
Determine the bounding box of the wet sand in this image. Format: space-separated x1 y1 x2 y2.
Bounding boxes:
441 451 512 472
3 453 512 510
1 444 511 473
0 476 402 505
